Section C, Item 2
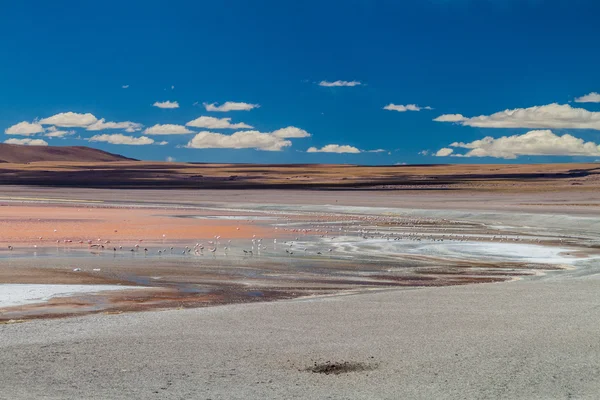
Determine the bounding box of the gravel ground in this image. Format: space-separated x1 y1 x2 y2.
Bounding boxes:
2 275 600 400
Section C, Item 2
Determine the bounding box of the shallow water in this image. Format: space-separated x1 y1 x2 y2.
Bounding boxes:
1 202 599 319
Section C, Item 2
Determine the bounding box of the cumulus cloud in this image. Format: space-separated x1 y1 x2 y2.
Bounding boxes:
185 130 291 151
89 134 154 146
433 114 467 122
5 121 45 136
203 102 259 112
86 119 143 132
435 148 454 157
143 124 194 135
157 141 168 146
39 112 98 127
434 103 600 130
44 126 75 138
307 144 361 154
418 150 430 156
319 80 361 87
271 126 311 138
574 92 600 103
186 116 253 129
153 101 179 109
4 138 48 146
383 104 432 112
122 85 129 89
436 130 600 159
166 156 176 162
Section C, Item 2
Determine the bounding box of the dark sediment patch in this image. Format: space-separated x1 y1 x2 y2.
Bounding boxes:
305 360 378 375
0 286 298 322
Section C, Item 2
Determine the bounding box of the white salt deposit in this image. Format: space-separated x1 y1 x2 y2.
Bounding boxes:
0 284 143 308
315 236 587 266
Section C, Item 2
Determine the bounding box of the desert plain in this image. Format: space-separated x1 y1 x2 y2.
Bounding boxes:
1 160 600 399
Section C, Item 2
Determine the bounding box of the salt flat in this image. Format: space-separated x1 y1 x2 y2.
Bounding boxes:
0 284 143 308
2 276 600 399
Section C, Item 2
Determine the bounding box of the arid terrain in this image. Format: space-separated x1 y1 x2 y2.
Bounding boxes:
0 143 133 163
1 158 600 399
0 148 597 190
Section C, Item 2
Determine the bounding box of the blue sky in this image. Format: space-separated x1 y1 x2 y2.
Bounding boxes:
1 0 600 164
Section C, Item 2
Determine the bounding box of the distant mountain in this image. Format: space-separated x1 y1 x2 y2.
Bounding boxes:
0 144 135 163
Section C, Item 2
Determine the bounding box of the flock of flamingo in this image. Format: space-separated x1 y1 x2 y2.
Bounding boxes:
3 212 547 264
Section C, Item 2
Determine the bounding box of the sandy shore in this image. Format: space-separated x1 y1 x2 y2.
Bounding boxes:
1 186 600 225
2 276 600 399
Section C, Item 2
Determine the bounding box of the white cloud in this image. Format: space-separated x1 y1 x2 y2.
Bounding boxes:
383 104 432 112
367 149 387 153
4 138 48 146
122 85 129 89
86 119 143 132
434 103 600 130
271 126 311 138
5 121 45 136
307 144 361 154
418 150 430 156
319 80 361 87
438 130 600 159
185 130 291 151
143 124 194 135
182 125 311 152
89 134 154 146
44 126 75 138
153 101 179 109
186 116 253 129
204 102 259 112
574 92 600 103
433 114 467 122
435 148 454 157
39 112 98 127
157 141 168 146
166 156 176 162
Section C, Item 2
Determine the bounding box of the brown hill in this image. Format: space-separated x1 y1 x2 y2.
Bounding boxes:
0 144 134 163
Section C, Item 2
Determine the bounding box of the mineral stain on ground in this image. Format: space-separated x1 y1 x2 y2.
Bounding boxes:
306 360 378 375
